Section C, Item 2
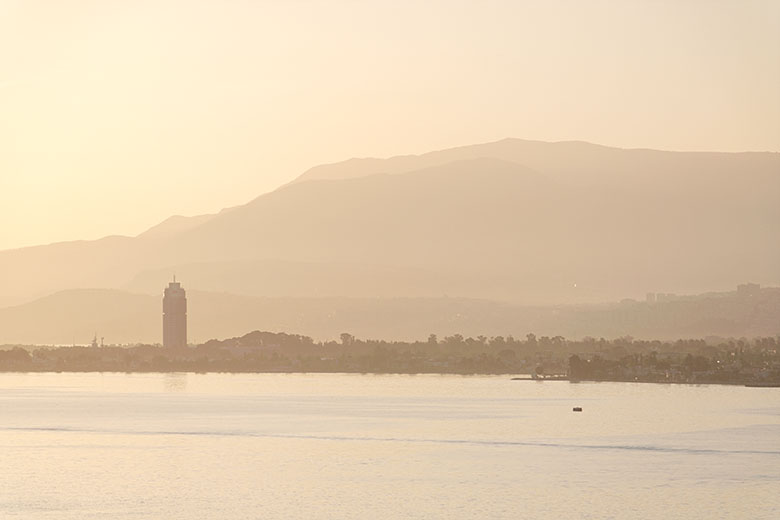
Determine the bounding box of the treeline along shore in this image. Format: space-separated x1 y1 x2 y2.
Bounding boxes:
1 331 778 385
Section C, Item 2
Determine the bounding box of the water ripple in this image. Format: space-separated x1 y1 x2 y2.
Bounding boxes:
4 426 779 456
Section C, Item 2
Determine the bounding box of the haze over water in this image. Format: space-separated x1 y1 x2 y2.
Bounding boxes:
1 373 778 519
2 2 779 518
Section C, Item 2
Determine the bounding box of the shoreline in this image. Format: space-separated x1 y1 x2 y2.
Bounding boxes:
1 370 774 387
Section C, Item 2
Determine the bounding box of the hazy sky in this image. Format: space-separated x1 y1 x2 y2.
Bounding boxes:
1 0 778 251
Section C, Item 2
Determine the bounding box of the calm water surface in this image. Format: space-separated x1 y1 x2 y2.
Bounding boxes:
1 373 778 519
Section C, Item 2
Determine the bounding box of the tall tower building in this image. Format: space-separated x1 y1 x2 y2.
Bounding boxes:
163 278 187 348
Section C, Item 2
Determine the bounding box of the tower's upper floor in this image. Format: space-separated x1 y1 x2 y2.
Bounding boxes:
163 280 187 314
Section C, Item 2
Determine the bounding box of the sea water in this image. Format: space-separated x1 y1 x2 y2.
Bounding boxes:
1 372 778 519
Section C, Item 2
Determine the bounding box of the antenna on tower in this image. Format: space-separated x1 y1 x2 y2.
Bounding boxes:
173 274 176 283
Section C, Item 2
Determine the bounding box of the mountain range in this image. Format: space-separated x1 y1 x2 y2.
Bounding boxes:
1 138 778 343
1 287 777 345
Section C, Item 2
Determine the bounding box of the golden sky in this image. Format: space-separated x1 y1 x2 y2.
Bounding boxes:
1 0 778 250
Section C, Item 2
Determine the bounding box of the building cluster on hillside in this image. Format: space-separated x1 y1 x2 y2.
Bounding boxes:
643 283 764 306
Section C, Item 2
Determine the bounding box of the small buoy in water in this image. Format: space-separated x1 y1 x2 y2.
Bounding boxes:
572 407 582 412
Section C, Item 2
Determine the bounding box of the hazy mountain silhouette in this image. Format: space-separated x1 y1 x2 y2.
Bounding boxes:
137 213 217 239
293 138 778 186
0 139 777 311
1 287 777 345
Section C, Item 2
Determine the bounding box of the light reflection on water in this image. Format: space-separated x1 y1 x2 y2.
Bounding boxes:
163 373 188 393
0 373 778 519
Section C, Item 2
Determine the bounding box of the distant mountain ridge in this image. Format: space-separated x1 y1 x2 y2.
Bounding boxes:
292 138 776 184
1 286 777 345
0 138 777 311
137 213 217 239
